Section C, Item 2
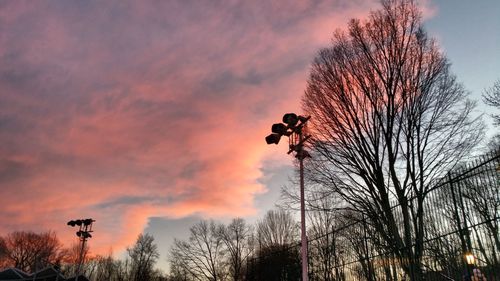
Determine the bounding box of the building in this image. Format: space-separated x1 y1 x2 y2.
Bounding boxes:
0 267 89 281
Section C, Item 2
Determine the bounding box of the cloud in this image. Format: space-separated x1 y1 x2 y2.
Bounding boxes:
0 0 377 254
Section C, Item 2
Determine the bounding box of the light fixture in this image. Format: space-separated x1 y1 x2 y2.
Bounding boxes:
265 133 281 145
465 252 475 265
282 113 299 127
271 123 288 135
265 112 311 281
67 218 95 279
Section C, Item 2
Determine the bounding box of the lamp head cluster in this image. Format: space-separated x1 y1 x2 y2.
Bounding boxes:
67 218 95 240
265 112 311 281
76 231 92 238
265 113 310 145
67 219 94 227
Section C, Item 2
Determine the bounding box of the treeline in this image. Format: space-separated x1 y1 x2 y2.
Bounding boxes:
169 210 301 281
167 208 377 281
0 231 64 273
0 231 168 281
0 210 304 281
167 153 500 281
166 0 500 280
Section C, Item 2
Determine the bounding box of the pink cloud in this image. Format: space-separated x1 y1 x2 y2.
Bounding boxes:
0 0 378 256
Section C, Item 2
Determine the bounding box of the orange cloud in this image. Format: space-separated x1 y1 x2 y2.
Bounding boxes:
0 0 378 257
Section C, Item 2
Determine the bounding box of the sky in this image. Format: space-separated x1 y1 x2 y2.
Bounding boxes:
0 0 499 272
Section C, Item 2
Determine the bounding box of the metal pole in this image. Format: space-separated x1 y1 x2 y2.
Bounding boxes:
76 225 87 281
76 237 86 281
299 133 309 281
266 113 310 281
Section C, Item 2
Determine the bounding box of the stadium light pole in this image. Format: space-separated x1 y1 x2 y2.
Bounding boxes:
265 113 310 281
67 218 95 280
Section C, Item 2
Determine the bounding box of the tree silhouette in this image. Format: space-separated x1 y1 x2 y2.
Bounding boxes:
256 209 298 249
483 79 500 126
169 220 226 281
218 218 254 281
302 0 483 279
127 233 160 281
246 244 301 281
0 231 65 273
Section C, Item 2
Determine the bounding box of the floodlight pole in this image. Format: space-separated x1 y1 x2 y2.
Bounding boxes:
67 218 94 281
76 230 87 278
266 113 310 281
297 132 309 281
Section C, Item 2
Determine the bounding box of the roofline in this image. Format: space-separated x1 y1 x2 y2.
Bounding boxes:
0 267 31 278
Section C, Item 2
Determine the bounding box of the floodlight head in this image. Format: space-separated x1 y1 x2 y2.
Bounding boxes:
298 115 309 123
67 220 76 227
265 133 281 145
271 123 288 135
282 113 299 127
76 231 82 237
83 219 93 226
75 220 82 226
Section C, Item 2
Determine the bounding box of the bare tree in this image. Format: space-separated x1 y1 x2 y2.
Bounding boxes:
127 233 160 281
302 0 483 279
256 209 298 249
245 210 301 281
73 250 166 281
87 253 116 281
0 237 8 269
0 231 66 273
483 79 500 126
114 258 131 281
218 218 254 281
303 187 341 281
60 241 90 277
169 220 226 281
169 260 196 281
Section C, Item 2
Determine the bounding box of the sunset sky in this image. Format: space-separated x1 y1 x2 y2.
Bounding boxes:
0 0 498 271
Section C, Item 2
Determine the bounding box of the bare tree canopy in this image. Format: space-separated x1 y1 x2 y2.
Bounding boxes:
219 218 254 281
0 237 9 269
483 79 500 126
256 209 298 249
302 0 483 279
127 233 160 281
169 220 226 281
0 231 65 273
